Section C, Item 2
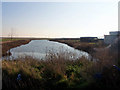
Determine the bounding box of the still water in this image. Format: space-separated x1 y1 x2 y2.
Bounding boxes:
5 40 90 60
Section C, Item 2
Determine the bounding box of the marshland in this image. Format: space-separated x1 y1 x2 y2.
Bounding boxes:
1 1 119 89
1 37 120 89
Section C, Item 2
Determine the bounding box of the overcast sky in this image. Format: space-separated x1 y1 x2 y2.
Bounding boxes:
2 1 118 38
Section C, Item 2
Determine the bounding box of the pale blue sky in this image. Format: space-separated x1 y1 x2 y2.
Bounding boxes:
2 2 118 38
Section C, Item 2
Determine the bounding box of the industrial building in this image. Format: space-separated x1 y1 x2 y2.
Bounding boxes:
80 37 98 42
104 31 120 44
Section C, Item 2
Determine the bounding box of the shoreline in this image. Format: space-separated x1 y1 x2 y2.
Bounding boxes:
49 39 97 54
1 38 106 58
1 39 31 57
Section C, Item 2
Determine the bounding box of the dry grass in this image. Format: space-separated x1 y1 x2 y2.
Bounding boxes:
92 49 118 72
2 40 31 56
2 39 120 89
50 39 106 54
2 51 94 89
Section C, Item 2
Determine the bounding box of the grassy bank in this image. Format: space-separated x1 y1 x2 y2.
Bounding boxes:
1 38 51 57
0 38 24 42
2 38 120 89
1 39 31 56
0 38 50 42
2 50 120 89
2 52 93 89
50 39 106 54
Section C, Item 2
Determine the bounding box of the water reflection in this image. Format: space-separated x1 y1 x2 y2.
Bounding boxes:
3 40 90 60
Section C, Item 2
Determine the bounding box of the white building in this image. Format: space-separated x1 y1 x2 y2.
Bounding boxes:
104 31 120 44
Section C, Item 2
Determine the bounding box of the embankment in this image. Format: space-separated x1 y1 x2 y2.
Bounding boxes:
50 39 98 54
1 40 31 56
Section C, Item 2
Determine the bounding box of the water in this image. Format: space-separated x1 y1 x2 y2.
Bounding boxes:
3 40 90 60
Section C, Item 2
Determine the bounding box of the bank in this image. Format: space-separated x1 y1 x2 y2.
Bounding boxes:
1 39 31 57
49 39 106 55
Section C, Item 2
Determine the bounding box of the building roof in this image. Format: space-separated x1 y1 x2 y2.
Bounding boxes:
80 37 97 38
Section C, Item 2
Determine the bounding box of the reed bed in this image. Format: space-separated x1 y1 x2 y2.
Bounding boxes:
2 49 120 89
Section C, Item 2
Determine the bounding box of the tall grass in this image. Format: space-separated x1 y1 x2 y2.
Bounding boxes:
2 49 120 89
2 51 95 89
91 48 120 88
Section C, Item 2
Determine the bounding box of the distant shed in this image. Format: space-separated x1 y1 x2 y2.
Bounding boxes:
80 37 98 42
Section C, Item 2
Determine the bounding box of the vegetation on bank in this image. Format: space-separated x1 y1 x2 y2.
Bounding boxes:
0 38 50 43
2 38 120 89
0 38 24 42
2 40 31 57
50 39 107 54
2 49 120 89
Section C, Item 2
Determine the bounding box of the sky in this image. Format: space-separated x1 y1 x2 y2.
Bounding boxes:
2 1 118 38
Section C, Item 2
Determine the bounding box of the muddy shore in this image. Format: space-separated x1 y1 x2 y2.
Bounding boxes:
1 40 31 56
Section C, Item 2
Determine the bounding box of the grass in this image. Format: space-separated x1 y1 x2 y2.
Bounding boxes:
50 39 107 54
2 38 120 89
0 38 25 42
0 37 50 43
2 49 120 89
2 51 94 89
2 39 31 56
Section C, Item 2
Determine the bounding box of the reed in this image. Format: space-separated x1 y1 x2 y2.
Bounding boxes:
2 46 120 89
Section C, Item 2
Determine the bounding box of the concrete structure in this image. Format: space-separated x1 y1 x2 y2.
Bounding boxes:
104 31 120 44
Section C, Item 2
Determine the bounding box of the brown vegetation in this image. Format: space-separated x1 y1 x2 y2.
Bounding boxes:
50 39 106 54
2 38 120 89
2 52 94 89
1 40 31 56
2 45 120 89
